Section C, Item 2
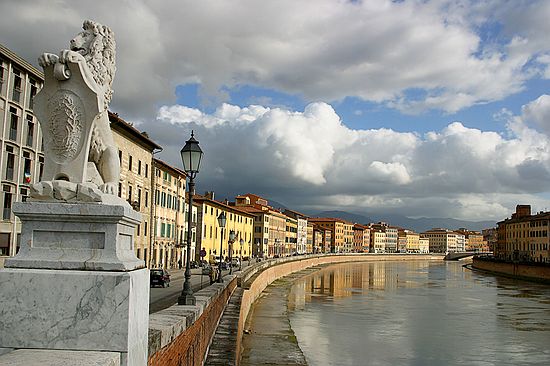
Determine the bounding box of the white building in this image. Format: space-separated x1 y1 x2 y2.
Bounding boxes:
372 229 386 253
421 228 457 253
0 44 44 266
284 209 308 254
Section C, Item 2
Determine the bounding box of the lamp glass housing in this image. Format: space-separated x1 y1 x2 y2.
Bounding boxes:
217 212 226 228
180 132 203 174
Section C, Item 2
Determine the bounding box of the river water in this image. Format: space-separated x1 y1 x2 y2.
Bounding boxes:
287 261 550 366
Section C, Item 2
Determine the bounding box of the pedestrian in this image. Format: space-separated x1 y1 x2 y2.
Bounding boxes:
209 266 216 284
178 259 182 269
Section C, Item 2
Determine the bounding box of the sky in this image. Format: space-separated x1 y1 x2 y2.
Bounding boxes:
2 0 550 222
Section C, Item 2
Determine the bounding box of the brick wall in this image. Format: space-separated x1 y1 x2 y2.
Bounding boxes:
148 277 237 366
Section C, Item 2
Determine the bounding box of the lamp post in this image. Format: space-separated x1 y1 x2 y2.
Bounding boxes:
229 230 236 274
178 131 203 306
239 238 244 271
217 212 226 283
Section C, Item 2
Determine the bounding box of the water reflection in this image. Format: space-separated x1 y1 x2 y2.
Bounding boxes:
288 261 550 366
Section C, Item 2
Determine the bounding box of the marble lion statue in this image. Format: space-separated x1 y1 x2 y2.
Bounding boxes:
38 20 120 195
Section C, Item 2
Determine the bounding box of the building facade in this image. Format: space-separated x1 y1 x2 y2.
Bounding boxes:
0 44 44 266
111 112 161 267
495 205 550 262
195 192 254 263
421 228 458 253
284 209 308 254
151 158 190 269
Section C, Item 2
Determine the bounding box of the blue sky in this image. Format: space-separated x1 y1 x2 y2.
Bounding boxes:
176 77 550 134
3 0 550 221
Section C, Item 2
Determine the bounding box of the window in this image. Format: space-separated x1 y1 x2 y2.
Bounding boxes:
3 185 13 220
22 153 31 184
29 80 38 109
118 150 122 163
144 222 148 236
20 188 29 202
145 164 148 178
38 156 44 181
136 224 140 236
5 146 15 181
155 189 159 205
127 185 132 202
161 192 166 207
161 223 166 237
12 70 22 103
137 188 142 208
26 115 34 147
128 155 133 171
9 107 18 141
145 191 148 208
138 160 141 175
118 182 122 197
0 60 5 93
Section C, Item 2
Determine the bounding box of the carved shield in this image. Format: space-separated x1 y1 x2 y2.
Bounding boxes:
34 61 101 183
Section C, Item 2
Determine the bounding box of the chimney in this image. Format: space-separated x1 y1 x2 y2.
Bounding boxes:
205 191 215 200
515 205 531 218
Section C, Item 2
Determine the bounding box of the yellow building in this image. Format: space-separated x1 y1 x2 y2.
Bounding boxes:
195 192 254 263
309 218 348 253
151 158 190 269
233 193 287 259
343 221 354 253
110 112 161 267
496 205 549 262
306 222 314 254
285 216 298 255
456 228 488 252
268 209 287 257
406 231 420 253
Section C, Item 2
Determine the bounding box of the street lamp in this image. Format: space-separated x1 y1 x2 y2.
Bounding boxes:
217 212 226 283
178 131 203 306
229 230 236 274
239 238 244 271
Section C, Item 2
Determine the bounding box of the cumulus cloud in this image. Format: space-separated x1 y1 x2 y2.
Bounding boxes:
156 98 550 220
1 0 550 120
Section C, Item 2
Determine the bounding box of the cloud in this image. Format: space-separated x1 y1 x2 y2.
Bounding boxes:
156 98 550 220
1 0 550 121
521 94 550 135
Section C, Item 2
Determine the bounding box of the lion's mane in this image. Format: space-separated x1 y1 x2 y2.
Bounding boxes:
81 20 116 108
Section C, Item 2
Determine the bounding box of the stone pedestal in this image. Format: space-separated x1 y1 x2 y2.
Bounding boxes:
0 268 148 365
0 200 149 366
5 200 143 271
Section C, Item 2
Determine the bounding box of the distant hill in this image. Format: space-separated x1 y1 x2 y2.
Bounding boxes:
313 210 495 232
313 210 373 225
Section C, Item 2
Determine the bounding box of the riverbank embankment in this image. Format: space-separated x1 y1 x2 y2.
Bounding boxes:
238 255 443 365
472 256 550 284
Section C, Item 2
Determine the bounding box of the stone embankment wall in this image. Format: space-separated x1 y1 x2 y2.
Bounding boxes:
472 257 550 283
233 254 441 365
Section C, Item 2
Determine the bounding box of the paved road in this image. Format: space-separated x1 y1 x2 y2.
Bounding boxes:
149 262 254 314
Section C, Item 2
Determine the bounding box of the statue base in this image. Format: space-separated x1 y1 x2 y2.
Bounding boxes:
0 268 149 366
5 200 143 271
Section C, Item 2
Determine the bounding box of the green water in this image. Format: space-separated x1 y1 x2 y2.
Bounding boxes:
288 261 550 366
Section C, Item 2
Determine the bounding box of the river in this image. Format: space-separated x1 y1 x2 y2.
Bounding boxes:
286 261 550 366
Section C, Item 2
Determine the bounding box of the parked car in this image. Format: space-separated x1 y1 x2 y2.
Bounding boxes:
201 264 212 275
150 269 170 288
231 258 240 267
189 261 199 269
